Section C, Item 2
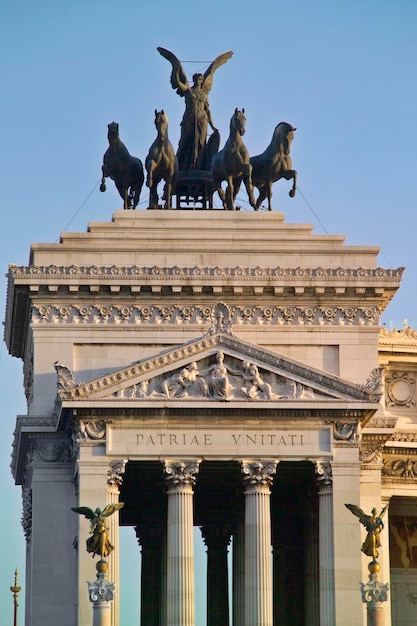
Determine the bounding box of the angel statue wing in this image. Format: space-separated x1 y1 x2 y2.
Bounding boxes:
157 47 233 96
345 503 369 524
157 47 189 96
71 506 97 520
102 503 125 518
201 50 233 94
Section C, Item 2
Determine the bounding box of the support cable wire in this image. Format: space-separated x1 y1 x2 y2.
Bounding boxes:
55 181 150 242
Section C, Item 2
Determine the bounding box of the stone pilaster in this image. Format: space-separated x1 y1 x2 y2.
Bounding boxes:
107 459 126 626
242 460 277 626
315 460 335 626
164 460 200 626
201 523 233 626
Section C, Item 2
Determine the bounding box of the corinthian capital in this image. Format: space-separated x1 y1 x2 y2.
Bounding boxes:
164 460 200 492
241 460 277 491
315 460 333 490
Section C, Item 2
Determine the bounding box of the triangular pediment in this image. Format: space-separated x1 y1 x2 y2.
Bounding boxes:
57 333 382 405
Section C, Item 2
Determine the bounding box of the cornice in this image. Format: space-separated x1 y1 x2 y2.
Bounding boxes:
8 263 404 285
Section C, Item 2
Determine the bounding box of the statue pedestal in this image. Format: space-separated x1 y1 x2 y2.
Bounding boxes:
360 561 389 626
88 561 115 626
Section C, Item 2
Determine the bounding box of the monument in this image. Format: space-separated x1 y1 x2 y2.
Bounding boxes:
5 48 417 626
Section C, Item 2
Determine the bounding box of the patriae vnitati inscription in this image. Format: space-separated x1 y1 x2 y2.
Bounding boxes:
107 426 331 457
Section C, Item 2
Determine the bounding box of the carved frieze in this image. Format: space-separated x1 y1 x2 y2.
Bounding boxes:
385 371 416 408
360 442 385 464
76 420 107 441
32 302 381 327
333 422 360 443
28 440 72 464
382 458 417 480
10 263 403 283
21 487 32 541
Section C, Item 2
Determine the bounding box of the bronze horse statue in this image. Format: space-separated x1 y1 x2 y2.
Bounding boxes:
250 122 297 211
145 110 178 209
211 108 256 210
100 122 144 210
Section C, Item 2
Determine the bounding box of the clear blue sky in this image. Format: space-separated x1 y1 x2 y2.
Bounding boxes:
1 1 416 623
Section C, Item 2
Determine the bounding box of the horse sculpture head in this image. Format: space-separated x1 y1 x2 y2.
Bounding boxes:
154 109 168 132
107 121 120 144
273 122 296 155
231 108 246 136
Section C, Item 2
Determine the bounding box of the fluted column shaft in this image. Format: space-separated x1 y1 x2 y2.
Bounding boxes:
164 461 199 626
242 461 276 626
315 461 335 626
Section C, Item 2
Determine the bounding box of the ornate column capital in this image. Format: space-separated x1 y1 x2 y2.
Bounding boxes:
241 460 277 493
87 576 115 604
164 460 200 493
314 460 333 493
201 523 233 551
107 459 127 488
360 578 389 605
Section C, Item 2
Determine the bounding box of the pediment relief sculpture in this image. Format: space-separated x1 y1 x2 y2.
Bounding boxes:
111 352 325 402
55 333 382 405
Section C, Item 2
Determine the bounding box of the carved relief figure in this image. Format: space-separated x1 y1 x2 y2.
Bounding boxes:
200 351 241 400
241 362 273 399
157 47 233 171
161 362 204 398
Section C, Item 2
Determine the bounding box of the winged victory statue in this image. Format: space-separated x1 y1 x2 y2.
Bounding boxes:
157 47 233 171
345 503 388 559
72 503 125 558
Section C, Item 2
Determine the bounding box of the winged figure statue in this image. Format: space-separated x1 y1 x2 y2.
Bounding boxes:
72 503 124 558
345 503 388 558
157 47 233 170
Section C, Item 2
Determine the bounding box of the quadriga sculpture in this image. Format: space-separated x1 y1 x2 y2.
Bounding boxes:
250 122 297 211
145 110 179 210
211 108 256 211
100 122 144 210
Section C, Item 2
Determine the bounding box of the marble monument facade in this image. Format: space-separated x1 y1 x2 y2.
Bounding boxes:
5 210 415 626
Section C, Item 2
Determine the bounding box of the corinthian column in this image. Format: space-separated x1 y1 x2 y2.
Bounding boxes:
164 460 200 626
315 460 335 626
242 460 277 626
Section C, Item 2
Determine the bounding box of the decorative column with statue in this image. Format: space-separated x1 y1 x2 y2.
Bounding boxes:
72 504 124 626
345 504 390 626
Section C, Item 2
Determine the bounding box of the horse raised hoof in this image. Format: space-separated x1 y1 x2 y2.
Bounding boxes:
100 183 106 192
289 189 296 198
